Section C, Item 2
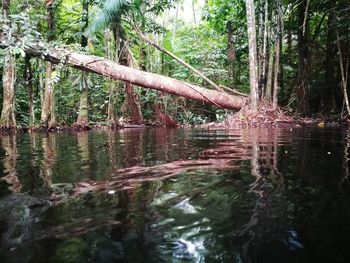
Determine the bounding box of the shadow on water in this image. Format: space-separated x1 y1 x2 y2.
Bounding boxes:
0 128 349 262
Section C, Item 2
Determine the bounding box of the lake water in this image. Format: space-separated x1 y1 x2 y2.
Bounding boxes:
0 128 349 262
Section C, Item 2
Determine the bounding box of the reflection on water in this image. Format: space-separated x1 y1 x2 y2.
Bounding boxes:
0 128 349 262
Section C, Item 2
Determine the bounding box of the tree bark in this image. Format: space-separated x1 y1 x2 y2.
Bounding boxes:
126 50 144 124
1 53 16 128
0 0 16 128
296 0 310 114
245 0 259 111
41 61 53 126
76 0 89 125
24 55 35 126
227 20 236 88
273 0 282 109
0 39 246 110
41 1 55 127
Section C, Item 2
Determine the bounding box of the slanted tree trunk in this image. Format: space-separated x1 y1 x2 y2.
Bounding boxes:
133 24 225 93
245 0 259 111
24 55 35 126
0 0 16 129
76 0 89 125
0 38 247 110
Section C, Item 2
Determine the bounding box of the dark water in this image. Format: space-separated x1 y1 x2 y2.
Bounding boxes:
0 128 349 263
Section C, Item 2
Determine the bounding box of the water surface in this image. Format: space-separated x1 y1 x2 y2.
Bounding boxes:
0 128 349 262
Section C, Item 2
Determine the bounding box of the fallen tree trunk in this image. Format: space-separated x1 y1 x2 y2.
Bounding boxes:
0 40 247 110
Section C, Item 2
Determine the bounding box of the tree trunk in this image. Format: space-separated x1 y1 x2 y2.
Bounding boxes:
265 49 274 101
1 53 16 128
259 0 268 99
41 61 53 126
126 51 144 124
296 0 310 114
0 0 16 129
227 20 236 88
336 31 350 116
0 39 246 110
76 72 89 125
245 0 259 111
273 0 282 109
105 29 117 122
133 25 225 93
76 0 89 125
24 55 35 126
41 1 55 127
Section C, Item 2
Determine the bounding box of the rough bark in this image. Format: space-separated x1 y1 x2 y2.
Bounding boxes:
0 0 16 128
126 51 144 124
41 1 55 127
1 53 16 128
0 39 246 110
245 0 259 111
105 29 117 122
41 61 53 126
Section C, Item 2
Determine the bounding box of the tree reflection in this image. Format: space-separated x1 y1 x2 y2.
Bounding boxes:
1 134 21 193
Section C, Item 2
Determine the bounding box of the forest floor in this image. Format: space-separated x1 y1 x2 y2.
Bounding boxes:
204 103 348 129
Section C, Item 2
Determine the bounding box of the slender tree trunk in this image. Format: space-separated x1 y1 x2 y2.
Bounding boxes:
266 49 274 101
192 0 196 24
76 72 89 124
76 0 89 125
296 0 310 114
41 61 53 126
134 25 225 93
227 20 236 88
336 31 350 116
105 29 117 122
245 0 259 111
273 0 282 109
25 55 35 126
260 0 268 99
0 0 16 128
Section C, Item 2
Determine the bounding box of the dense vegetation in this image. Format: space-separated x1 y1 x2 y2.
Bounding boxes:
0 0 350 129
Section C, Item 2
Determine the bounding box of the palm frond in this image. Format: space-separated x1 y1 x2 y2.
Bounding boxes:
86 0 129 36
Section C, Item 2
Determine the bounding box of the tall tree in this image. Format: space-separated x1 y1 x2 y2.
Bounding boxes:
0 0 17 128
41 0 56 127
245 0 259 111
295 0 310 114
76 0 90 126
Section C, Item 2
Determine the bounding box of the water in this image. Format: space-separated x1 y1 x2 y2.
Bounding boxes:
0 128 349 263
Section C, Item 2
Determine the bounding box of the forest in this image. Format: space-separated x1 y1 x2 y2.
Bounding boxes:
0 0 350 129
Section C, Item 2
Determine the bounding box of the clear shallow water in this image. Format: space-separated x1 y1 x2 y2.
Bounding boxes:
0 128 349 262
